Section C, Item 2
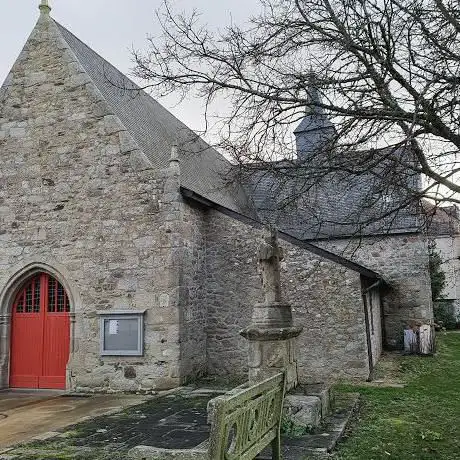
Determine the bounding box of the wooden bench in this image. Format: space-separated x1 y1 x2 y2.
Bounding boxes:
129 372 286 460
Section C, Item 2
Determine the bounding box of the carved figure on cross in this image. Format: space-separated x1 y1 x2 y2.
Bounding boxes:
258 226 284 305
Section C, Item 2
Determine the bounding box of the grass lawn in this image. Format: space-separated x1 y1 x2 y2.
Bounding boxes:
333 331 460 460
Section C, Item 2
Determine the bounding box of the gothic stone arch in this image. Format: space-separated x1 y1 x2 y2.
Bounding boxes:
0 260 80 389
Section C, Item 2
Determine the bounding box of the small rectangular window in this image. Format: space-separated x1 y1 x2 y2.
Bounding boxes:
97 311 145 356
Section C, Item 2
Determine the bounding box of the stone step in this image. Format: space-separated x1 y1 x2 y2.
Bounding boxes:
283 382 334 432
284 395 323 430
281 392 359 460
298 383 334 419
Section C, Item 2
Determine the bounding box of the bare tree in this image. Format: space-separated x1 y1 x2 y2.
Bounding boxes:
132 0 460 238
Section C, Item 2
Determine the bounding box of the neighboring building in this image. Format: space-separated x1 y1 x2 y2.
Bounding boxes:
0 4 431 392
425 202 460 321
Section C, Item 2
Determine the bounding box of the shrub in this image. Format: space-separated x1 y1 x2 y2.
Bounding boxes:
428 242 446 301
434 300 458 330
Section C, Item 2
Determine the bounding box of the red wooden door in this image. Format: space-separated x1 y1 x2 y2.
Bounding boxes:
10 273 70 389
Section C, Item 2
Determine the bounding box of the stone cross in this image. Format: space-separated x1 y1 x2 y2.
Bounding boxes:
258 227 283 304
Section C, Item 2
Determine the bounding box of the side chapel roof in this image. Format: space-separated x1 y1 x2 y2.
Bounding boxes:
241 151 422 241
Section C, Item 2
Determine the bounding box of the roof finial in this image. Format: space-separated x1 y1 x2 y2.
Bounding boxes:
170 144 179 163
169 144 181 174
39 0 51 15
306 72 323 115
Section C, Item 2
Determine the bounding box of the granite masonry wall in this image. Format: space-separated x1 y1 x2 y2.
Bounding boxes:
178 201 208 381
319 234 433 348
205 210 375 383
0 14 188 391
204 211 260 378
283 248 373 382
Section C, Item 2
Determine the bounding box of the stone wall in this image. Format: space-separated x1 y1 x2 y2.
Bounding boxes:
0 15 185 391
178 201 208 381
319 234 433 348
205 210 373 383
283 247 371 382
204 211 260 378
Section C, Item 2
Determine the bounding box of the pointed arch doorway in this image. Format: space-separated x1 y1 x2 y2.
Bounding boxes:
9 272 70 389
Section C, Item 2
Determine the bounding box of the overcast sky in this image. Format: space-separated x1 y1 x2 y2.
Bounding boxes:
0 0 261 130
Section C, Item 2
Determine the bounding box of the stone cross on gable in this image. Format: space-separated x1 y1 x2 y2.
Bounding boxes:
258 226 284 305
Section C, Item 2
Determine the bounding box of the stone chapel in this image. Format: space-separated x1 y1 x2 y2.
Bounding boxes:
0 3 433 392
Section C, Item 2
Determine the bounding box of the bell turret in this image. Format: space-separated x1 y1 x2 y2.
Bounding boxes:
294 82 336 161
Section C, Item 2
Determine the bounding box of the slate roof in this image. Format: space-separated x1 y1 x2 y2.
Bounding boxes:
54 21 253 217
293 112 335 135
293 85 335 134
239 148 422 240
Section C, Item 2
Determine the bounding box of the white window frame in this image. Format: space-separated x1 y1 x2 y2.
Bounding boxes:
97 310 146 356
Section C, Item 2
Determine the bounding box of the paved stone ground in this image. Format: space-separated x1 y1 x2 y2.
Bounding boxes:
0 391 148 450
0 389 357 460
0 391 213 460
